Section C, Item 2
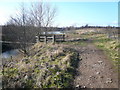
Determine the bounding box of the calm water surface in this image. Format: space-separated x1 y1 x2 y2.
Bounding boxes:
2 49 19 58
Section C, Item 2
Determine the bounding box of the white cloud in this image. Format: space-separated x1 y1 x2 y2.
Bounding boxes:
106 20 118 26
0 9 10 25
0 6 18 25
112 20 117 24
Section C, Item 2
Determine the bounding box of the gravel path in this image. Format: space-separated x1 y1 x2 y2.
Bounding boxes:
72 40 118 88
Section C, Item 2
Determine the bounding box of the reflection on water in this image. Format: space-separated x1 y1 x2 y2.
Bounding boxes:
42 31 65 34
2 49 19 58
1 31 65 59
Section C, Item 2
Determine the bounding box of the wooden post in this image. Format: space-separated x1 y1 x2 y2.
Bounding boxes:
35 35 39 43
44 35 47 44
39 33 41 42
63 34 65 42
52 35 55 44
39 36 41 42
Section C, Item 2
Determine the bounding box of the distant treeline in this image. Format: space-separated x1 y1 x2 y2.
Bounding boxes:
1 25 119 52
72 26 119 30
1 25 43 51
2 25 57 42
1 25 60 51
1 25 120 43
52 26 119 31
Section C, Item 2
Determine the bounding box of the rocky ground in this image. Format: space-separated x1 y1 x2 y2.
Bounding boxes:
72 40 118 88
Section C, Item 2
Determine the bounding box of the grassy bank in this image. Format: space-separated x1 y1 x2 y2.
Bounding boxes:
80 33 119 68
66 30 119 68
3 43 80 88
93 34 119 68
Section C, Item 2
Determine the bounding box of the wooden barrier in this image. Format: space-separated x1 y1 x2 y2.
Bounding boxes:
36 34 65 43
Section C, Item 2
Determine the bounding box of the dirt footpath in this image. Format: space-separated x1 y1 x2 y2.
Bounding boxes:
73 42 118 88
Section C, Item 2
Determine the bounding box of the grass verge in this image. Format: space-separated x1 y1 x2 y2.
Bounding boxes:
80 33 119 69
2 43 80 88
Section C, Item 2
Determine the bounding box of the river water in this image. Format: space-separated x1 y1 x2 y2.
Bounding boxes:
1 49 19 58
1 31 65 58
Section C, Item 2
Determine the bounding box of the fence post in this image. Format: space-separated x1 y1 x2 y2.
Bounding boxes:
52 35 55 44
35 35 39 43
44 35 47 44
63 34 65 42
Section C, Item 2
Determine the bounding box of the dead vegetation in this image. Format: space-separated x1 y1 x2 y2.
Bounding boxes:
2 43 80 88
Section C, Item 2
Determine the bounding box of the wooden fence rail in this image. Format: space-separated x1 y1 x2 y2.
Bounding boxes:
35 34 65 43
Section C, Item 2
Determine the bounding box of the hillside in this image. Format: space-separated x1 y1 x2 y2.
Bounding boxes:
2 43 80 88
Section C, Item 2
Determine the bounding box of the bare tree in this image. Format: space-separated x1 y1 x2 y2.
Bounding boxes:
6 2 57 56
29 2 57 33
7 3 31 56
